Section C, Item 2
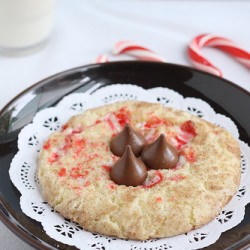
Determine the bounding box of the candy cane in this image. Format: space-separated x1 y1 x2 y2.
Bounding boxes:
113 40 166 62
95 54 109 63
188 34 250 77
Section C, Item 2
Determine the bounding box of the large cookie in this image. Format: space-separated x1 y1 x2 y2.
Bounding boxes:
38 101 241 240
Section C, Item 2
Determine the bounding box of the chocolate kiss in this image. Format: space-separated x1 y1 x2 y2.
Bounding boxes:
141 134 179 169
110 145 148 186
110 124 146 157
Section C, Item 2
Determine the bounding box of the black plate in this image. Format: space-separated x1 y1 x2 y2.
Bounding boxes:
0 62 250 250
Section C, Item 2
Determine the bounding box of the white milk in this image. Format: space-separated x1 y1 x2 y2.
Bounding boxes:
0 0 56 50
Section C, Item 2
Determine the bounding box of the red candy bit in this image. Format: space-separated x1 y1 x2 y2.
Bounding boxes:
43 140 51 150
108 183 117 190
174 135 187 150
65 137 86 156
75 138 86 147
95 119 101 125
62 134 73 151
144 128 158 143
104 145 109 152
181 147 197 163
180 120 197 136
102 165 112 172
61 124 69 131
156 197 163 202
143 171 163 188
72 127 83 134
107 118 116 131
48 152 59 163
187 151 196 163
62 124 83 134
86 153 99 162
114 107 131 127
169 175 186 181
144 116 163 129
70 167 89 179
58 167 66 177
74 138 86 155
84 180 91 187
82 170 89 177
184 149 197 163
70 167 83 178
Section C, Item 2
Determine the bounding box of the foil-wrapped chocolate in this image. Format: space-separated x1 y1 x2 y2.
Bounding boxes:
141 134 179 169
110 145 148 186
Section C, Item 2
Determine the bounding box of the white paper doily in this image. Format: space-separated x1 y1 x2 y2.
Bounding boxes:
9 84 250 250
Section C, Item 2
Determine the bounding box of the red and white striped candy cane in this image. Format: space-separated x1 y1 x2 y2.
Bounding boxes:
113 40 166 62
95 54 109 63
188 34 250 77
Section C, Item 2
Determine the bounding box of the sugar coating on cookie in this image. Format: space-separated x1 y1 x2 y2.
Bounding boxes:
38 101 241 240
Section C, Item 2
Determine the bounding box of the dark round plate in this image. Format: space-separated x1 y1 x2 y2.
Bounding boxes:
0 61 249 250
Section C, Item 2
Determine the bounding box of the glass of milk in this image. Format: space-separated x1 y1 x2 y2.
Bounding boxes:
0 0 56 54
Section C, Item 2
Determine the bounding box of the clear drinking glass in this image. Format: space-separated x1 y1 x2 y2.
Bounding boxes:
0 0 56 54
